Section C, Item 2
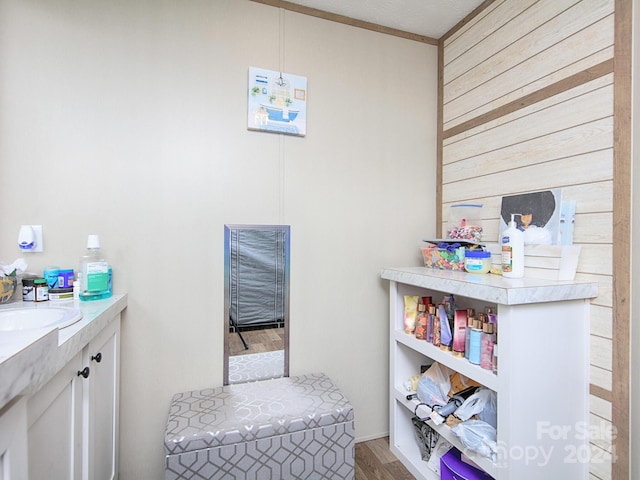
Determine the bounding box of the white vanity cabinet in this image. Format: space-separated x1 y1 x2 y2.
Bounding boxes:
83 316 120 480
27 350 84 479
381 267 598 480
26 316 121 480
0 397 28 480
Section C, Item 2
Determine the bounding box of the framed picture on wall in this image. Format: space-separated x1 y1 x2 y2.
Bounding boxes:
247 66 307 137
499 189 563 245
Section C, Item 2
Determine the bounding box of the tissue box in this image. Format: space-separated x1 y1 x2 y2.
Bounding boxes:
421 245 465 271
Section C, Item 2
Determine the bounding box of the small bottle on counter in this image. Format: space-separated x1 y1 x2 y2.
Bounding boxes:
34 278 49 302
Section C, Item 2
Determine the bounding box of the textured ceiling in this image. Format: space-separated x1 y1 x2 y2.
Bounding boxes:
284 0 486 38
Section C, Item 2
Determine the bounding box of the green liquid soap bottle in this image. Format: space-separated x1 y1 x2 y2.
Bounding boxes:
79 234 112 301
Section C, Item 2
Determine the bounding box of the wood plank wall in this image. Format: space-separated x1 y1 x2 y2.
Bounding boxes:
439 1 619 478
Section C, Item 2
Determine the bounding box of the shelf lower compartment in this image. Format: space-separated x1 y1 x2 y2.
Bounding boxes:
394 330 498 391
393 387 497 479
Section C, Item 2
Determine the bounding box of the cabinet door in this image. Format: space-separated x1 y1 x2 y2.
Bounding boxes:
27 351 84 480
0 397 28 480
85 317 120 480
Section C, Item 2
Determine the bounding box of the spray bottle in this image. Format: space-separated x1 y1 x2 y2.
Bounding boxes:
501 213 524 278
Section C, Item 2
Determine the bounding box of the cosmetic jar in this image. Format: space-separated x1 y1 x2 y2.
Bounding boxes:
23 278 49 302
464 250 491 274
57 269 75 289
43 266 60 289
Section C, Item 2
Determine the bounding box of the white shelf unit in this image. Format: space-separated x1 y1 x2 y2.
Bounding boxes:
382 267 598 480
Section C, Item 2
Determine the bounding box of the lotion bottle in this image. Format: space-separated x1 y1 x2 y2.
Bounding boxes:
501 213 524 278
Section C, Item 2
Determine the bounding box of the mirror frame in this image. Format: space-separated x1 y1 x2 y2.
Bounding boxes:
223 224 290 385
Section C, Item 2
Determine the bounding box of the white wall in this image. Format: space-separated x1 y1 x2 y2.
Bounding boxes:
0 1 438 478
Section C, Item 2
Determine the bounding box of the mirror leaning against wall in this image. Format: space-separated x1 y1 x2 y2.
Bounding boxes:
223 225 290 385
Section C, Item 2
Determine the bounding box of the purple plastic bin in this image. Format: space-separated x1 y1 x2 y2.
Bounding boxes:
440 448 493 480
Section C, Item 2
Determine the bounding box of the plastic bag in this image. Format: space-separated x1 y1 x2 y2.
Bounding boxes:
426 436 453 474
417 363 451 407
451 420 498 462
411 416 440 461
453 387 497 428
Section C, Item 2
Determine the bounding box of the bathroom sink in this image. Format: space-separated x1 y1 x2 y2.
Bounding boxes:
0 306 83 332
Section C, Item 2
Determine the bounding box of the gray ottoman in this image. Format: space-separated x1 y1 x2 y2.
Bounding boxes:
164 373 355 479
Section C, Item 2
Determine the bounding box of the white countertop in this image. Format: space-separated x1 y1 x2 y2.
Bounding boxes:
0 294 127 411
381 267 598 305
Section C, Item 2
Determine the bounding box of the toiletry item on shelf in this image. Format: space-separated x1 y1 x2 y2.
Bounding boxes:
501 213 524 278
465 317 473 360
79 234 112 301
415 304 428 340
432 313 441 347
487 311 498 338
492 344 498 374
420 296 432 307
403 295 419 334
427 305 436 343
465 309 475 360
452 309 467 358
481 323 495 370
439 304 453 351
468 319 482 365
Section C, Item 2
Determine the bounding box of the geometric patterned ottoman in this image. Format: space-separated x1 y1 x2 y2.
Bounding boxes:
164 373 355 479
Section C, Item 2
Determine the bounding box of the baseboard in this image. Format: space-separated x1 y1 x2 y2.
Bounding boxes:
355 431 390 443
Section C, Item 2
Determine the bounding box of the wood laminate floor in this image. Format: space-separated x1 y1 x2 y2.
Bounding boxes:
356 437 414 480
228 325 285 356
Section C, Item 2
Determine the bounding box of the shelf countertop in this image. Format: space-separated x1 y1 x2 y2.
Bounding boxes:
381 266 598 305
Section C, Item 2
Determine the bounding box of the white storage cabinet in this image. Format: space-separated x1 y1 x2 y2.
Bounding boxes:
27 316 120 480
381 267 597 480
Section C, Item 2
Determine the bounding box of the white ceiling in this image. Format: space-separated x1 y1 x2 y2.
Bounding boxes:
284 0 486 39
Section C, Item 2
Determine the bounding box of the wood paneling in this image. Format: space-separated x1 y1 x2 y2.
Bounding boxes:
440 1 622 477
443 0 614 129
612 0 632 477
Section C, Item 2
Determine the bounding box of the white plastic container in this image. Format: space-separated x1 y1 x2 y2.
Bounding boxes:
501 214 524 278
464 250 491 274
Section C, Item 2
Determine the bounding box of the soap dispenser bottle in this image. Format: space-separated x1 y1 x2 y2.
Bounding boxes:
501 214 524 278
79 234 112 301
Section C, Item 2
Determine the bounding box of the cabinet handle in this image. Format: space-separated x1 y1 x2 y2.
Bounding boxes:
77 366 90 379
91 352 102 363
